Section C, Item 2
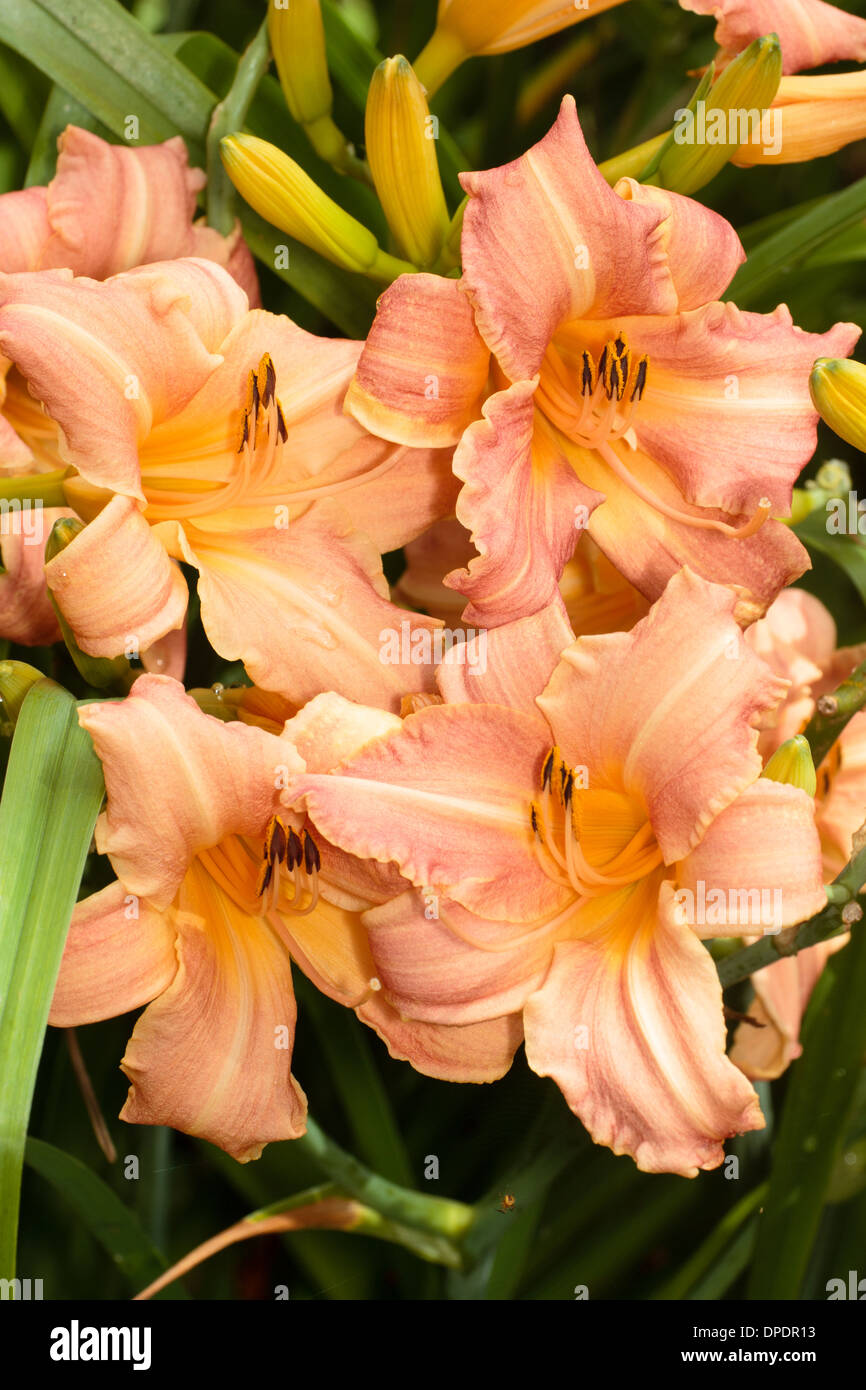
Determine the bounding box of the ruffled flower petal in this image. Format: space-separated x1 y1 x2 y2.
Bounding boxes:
681 0 866 74
459 96 675 382
538 569 788 862
524 880 764 1175
79 675 301 909
49 880 178 1027
345 274 490 447
358 994 523 1082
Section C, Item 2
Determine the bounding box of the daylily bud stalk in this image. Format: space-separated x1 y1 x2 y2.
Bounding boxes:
221 133 413 282
810 358 866 454
365 56 450 268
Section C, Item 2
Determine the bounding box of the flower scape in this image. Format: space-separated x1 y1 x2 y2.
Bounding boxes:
2 0 866 1312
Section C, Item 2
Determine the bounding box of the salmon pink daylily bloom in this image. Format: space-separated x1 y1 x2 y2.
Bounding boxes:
0 126 258 479
681 0 866 75
49 676 520 1159
0 257 457 709
346 97 859 628
730 587 866 1079
282 570 826 1174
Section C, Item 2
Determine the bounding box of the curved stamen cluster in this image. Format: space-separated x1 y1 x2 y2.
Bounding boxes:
539 332 772 541
257 813 321 917
530 746 662 897
538 335 647 451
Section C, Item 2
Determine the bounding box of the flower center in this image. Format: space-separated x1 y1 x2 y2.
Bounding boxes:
537 333 771 541
141 353 407 523
255 814 321 917
530 746 663 897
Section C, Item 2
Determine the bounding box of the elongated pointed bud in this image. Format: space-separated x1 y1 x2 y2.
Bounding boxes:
365 56 450 268
45 519 132 690
221 133 409 282
0 660 45 734
810 358 866 453
268 0 332 129
761 735 817 797
649 35 782 195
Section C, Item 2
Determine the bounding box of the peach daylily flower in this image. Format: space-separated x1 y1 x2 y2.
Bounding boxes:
731 587 866 1079
0 126 259 481
283 570 826 1175
0 257 457 710
346 98 858 629
49 677 519 1160
681 0 866 75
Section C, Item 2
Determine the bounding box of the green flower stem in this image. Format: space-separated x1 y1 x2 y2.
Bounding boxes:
295 1116 475 1244
803 652 866 769
598 133 666 185
207 18 271 235
717 842 866 989
0 468 72 507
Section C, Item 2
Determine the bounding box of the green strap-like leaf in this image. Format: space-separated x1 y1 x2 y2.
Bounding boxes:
0 680 104 1278
24 1138 183 1297
728 173 866 307
747 923 866 1297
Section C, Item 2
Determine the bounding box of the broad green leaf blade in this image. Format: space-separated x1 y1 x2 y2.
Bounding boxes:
747 923 866 1297
795 511 866 610
652 1183 766 1300
24 1138 183 1298
0 680 104 1278
0 0 215 160
728 174 866 307
0 40 50 148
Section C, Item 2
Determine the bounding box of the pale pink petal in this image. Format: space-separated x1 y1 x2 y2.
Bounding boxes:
79 675 302 909
0 263 235 498
729 935 847 1079
163 503 444 712
614 179 745 310
394 517 476 623
460 96 675 382
0 188 51 272
538 569 788 862
281 691 402 771
524 889 764 1175
681 0 866 74
819 712 866 874
362 889 558 1024
436 599 574 712
120 882 307 1161
573 435 809 621
444 380 601 626
584 302 861 517
0 504 70 644
286 701 569 922
746 587 834 753
358 995 523 1082
345 274 490 447
41 129 205 278
49 880 177 1027
44 495 188 658
668 780 826 936
189 219 262 306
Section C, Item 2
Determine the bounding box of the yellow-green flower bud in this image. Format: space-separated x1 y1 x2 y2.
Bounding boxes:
268 0 332 129
221 133 408 281
650 36 782 196
761 735 817 797
0 660 45 734
365 56 450 268
810 358 866 454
